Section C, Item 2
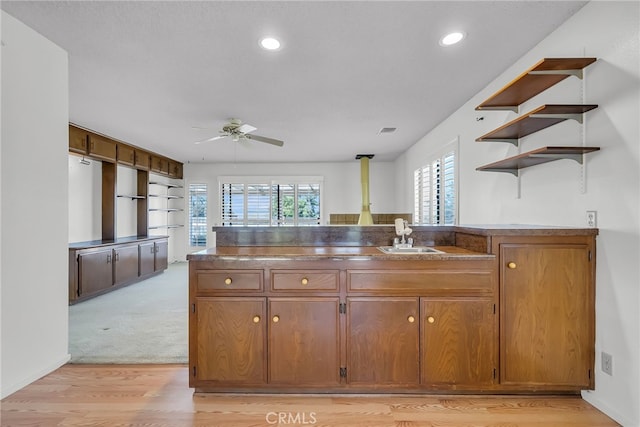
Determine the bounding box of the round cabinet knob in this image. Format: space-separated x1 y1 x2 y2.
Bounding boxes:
252 316 261 323
272 315 280 323
427 316 435 324
507 262 517 269
407 315 415 323
224 277 232 285
301 278 309 285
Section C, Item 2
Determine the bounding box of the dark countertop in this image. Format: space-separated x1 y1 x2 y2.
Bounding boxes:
455 224 599 236
69 235 169 250
187 245 495 261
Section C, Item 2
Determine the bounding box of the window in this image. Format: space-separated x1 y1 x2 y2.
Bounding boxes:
188 184 207 246
220 178 322 226
414 148 457 225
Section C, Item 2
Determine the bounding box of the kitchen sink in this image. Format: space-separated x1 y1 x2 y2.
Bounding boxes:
377 246 444 254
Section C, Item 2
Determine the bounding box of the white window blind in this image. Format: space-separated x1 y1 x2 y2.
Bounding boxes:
220 179 321 226
414 149 456 225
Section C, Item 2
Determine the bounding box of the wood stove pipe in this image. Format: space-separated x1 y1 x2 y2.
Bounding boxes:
356 154 374 225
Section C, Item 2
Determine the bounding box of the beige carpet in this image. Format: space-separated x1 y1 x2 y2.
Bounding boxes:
69 262 188 363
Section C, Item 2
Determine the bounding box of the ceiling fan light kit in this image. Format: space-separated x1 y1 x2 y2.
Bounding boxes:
195 118 284 147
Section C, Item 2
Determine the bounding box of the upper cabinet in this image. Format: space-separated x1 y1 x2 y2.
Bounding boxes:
69 125 89 155
88 133 117 162
475 58 600 177
68 124 183 179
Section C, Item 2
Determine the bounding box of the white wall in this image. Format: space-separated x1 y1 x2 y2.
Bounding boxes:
1 11 70 398
395 2 639 425
68 155 102 242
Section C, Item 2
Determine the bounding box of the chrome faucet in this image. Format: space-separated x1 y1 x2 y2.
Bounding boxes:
393 219 414 248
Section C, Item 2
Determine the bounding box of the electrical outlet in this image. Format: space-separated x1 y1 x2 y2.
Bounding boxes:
602 352 613 376
586 210 597 228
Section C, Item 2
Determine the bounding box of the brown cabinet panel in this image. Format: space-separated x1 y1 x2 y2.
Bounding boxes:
268 298 341 385
168 161 183 178
197 270 263 292
347 297 420 385
272 270 339 291
78 249 113 297
117 144 135 166
114 245 139 286
500 243 593 388
135 150 150 170
154 240 168 271
421 298 495 386
69 125 88 154
139 242 155 276
195 297 267 384
88 134 117 162
348 270 493 293
151 155 169 175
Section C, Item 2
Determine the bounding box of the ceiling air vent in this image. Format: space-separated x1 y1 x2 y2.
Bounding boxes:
379 127 397 134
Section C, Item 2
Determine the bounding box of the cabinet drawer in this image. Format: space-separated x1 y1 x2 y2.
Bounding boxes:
271 270 339 291
348 270 493 293
197 270 263 292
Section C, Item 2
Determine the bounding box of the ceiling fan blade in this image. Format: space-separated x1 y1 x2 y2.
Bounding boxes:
237 123 257 134
195 135 226 144
245 134 284 147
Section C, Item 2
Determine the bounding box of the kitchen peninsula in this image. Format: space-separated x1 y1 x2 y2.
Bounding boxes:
188 225 597 394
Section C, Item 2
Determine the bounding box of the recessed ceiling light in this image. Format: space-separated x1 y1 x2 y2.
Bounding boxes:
260 37 281 51
440 31 466 46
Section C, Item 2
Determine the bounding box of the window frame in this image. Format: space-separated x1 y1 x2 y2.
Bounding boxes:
218 176 324 226
414 139 459 225
187 183 208 248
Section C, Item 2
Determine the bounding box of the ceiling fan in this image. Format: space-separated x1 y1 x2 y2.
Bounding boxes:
195 118 284 147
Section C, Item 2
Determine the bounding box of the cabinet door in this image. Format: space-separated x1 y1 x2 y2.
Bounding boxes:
88 134 116 162
117 144 135 166
501 244 593 387
135 150 150 170
347 297 419 385
114 245 139 286
78 249 113 297
154 240 168 271
69 125 88 154
421 298 495 387
195 297 266 384
269 298 341 386
139 242 155 276
151 155 168 174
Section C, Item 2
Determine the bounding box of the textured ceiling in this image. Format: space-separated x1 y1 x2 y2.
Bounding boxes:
1 1 587 163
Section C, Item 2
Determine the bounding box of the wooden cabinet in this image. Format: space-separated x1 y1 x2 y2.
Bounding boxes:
117 144 135 166
88 134 116 162
78 249 113 299
195 297 266 385
151 155 169 174
135 150 150 170
69 237 169 304
497 238 594 389
113 244 139 286
69 125 88 154
139 239 169 278
421 297 495 387
347 297 419 386
269 298 341 385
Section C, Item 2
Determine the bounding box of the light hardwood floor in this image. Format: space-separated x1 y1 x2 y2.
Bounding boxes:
1 364 619 427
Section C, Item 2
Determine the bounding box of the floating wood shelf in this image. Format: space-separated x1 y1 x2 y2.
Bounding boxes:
476 58 597 112
117 194 146 200
476 146 600 176
476 104 598 146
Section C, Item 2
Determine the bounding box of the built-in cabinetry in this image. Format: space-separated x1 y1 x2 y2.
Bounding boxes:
69 236 169 304
189 254 499 392
188 227 596 393
475 58 600 176
495 234 595 390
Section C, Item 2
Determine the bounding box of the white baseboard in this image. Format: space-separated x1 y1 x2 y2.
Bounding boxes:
1 353 71 399
582 390 636 427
